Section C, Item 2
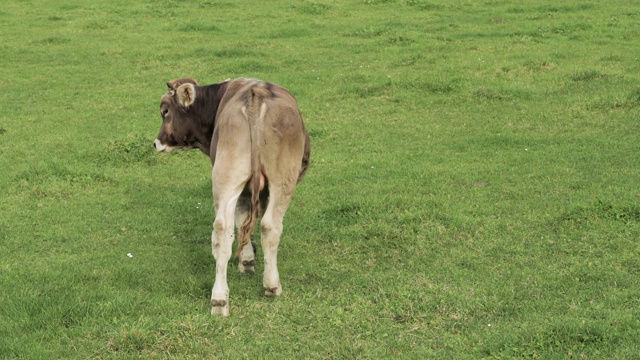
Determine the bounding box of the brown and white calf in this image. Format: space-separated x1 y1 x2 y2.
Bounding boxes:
154 78 310 316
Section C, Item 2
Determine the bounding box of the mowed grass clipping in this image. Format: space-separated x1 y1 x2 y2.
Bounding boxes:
1 0 640 358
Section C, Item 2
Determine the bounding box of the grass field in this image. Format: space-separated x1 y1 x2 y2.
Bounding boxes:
1 0 640 358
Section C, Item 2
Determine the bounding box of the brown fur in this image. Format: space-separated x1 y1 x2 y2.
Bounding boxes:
155 77 310 254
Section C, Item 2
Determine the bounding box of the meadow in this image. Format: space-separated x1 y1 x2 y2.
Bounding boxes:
1 0 640 358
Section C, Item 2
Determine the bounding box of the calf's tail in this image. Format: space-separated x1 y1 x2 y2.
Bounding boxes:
236 83 269 257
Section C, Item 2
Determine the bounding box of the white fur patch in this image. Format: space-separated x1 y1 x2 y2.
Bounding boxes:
154 139 174 152
259 102 268 121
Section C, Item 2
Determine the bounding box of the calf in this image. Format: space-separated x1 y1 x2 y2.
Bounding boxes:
154 78 310 316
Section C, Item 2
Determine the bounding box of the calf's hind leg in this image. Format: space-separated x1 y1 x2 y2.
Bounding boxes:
210 161 250 316
261 183 296 297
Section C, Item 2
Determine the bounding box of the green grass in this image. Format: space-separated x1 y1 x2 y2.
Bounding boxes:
1 0 640 358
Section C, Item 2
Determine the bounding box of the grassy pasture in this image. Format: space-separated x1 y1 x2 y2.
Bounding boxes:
1 0 640 358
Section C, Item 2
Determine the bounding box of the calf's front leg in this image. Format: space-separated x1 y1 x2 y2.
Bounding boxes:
235 195 256 274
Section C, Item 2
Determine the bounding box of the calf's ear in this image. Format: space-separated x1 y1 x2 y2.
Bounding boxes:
176 83 196 108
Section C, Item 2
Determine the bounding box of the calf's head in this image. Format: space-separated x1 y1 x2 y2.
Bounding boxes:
154 78 201 152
